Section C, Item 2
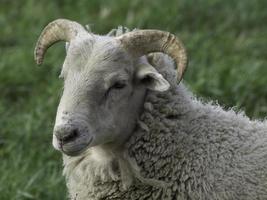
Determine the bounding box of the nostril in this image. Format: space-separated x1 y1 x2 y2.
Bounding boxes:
61 128 79 143
55 126 80 144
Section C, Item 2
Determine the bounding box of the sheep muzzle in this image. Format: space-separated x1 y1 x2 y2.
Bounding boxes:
53 124 93 156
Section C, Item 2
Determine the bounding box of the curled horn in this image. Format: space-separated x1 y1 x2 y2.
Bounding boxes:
117 30 188 83
34 19 87 65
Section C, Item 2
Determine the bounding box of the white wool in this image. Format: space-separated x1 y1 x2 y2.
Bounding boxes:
63 53 267 199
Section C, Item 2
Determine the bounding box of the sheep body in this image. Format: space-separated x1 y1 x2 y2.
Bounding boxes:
63 52 267 200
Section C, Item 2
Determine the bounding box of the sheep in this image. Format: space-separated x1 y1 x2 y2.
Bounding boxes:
34 19 267 200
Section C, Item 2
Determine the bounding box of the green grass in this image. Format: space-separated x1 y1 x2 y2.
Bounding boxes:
1 0 267 199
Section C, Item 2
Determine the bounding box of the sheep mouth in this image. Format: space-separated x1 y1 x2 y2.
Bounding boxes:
61 137 93 157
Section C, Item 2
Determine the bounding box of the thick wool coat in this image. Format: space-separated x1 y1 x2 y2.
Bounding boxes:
63 53 267 200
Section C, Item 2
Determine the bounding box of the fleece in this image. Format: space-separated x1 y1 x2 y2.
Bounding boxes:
62 53 267 200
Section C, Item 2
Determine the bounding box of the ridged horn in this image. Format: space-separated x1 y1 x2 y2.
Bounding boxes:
117 30 187 83
34 19 87 65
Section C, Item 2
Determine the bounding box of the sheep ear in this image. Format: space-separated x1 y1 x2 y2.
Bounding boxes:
136 63 170 92
65 42 70 52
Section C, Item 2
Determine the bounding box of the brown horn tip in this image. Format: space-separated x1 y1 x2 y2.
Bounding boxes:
118 30 188 83
34 19 87 65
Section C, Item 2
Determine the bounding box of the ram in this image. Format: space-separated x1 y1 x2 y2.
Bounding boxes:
34 19 267 200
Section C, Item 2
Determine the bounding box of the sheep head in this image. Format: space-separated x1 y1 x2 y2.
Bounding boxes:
34 19 187 156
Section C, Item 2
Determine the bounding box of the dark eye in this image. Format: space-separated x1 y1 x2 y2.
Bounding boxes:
112 81 126 89
104 80 127 100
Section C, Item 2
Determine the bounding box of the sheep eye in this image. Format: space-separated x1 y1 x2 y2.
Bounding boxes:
111 81 126 89
105 80 127 99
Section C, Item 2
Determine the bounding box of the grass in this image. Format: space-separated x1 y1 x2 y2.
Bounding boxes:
1 0 267 199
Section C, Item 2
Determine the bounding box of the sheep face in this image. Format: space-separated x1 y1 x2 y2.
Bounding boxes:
34 19 187 156
52 36 170 156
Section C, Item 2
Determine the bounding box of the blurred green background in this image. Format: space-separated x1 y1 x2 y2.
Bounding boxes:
0 0 267 199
